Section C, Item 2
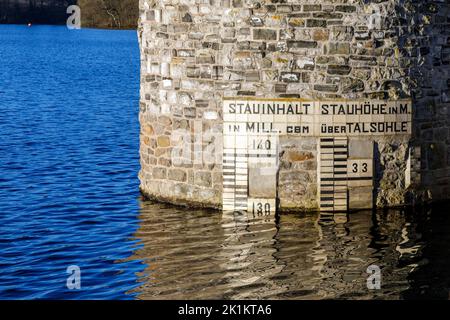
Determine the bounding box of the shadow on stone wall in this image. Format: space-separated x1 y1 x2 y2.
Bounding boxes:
366 0 449 205
402 1 450 203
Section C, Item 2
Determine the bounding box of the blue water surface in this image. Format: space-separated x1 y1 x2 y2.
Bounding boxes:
1 25 450 301
0 25 145 299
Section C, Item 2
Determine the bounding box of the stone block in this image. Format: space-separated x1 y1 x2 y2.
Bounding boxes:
341 77 365 93
314 84 338 92
195 171 212 187
288 17 305 27
287 40 318 49
280 72 301 83
327 64 351 75
249 167 277 198
249 16 264 27
327 42 351 55
312 29 329 41
306 19 327 28
157 136 171 147
335 5 356 13
285 150 314 162
253 29 277 41
349 139 374 159
303 4 321 12
153 167 167 179
349 186 373 209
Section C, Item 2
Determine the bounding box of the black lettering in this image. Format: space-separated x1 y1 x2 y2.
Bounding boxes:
303 103 310 114
362 122 369 133
330 104 338 114
391 105 398 114
370 122 377 132
399 103 408 114
362 163 368 173
386 122 394 132
246 123 255 131
237 103 245 113
372 104 380 114
401 121 407 132
287 105 294 114
264 203 271 215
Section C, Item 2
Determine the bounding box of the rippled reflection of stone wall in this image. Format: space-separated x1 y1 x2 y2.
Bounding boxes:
127 202 450 299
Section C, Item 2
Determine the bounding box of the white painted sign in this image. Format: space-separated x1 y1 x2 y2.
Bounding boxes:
222 98 412 213
223 98 412 136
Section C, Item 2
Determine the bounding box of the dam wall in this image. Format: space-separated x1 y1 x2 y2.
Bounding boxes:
138 0 450 212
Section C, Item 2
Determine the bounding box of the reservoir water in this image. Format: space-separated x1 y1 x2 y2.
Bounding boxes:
0 25 449 300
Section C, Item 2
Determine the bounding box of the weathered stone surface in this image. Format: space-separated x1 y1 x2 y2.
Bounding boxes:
168 169 187 182
342 77 365 93
335 5 356 13
314 84 338 92
327 42 351 55
327 65 351 75
288 17 305 27
287 40 317 49
139 0 450 211
285 150 314 162
157 136 170 147
349 186 373 209
306 19 327 28
349 140 374 159
249 167 277 198
280 72 301 83
296 56 315 70
312 29 329 41
253 29 277 40
194 171 212 187
152 167 167 179
303 4 321 12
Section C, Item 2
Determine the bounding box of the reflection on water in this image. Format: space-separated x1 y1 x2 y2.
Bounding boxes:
130 202 450 300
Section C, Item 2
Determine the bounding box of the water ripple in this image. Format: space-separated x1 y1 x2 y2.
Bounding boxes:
1 25 450 300
0 25 143 300
127 203 450 300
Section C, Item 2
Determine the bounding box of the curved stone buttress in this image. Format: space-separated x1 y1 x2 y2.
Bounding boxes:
138 0 450 211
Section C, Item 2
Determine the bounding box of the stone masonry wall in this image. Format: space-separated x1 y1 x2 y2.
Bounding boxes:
138 0 450 211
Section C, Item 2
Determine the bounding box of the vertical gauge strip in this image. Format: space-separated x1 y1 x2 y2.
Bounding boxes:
319 137 349 212
233 147 249 212
222 145 237 212
222 136 249 212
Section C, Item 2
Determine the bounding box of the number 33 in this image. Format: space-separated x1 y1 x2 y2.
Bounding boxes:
352 162 368 173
